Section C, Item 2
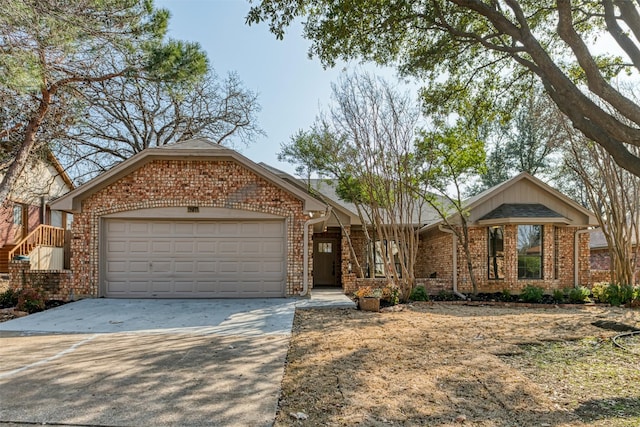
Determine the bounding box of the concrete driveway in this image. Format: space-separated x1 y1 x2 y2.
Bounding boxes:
0 293 354 426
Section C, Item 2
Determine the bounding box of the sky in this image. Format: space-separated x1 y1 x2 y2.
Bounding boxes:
154 0 401 175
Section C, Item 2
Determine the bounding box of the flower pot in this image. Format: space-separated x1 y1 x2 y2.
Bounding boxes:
359 297 380 312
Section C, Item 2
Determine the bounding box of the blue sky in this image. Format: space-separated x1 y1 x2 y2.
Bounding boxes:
155 0 402 175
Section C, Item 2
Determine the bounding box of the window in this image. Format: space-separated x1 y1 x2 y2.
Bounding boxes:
488 226 504 279
12 204 23 225
517 225 543 279
318 242 333 253
366 239 402 278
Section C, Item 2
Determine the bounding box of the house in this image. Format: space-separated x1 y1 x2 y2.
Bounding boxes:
589 226 640 285
299 172 597 296
0 151 74 273
48 138 327 299
40 140 596 300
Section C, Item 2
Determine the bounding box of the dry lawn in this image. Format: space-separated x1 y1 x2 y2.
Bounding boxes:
276 303 640 426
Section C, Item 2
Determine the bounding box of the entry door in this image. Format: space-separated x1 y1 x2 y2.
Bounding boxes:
313 238 338 286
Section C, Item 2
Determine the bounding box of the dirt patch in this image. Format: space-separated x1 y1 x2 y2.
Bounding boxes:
276 303 640 426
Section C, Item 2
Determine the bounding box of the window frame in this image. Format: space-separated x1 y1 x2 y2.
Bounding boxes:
517 224 543 280
366 239 402 278
487 226 505 280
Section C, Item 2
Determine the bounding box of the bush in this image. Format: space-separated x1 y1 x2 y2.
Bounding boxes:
520 285 544 303
551 288 566 303
410 285 429 302
591 283 608 303
0 288 19 308
381 284 400 306
590 283 638 306
606 283 635 306
568 286 591 303
16 288 45 314
500 289 512 302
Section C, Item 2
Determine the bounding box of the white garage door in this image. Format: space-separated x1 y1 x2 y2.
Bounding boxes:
104 219 286 298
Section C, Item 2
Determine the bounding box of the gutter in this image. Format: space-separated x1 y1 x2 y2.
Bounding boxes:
438 225 466 299
574 228 590 288
301 207 332 296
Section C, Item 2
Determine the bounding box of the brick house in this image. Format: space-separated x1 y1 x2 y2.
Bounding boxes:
0 151 74 273
42 140 596 300
260 168 598 296
48 139 327 299
589 226 640 285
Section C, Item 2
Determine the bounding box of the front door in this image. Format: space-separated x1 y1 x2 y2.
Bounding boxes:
313 238 338 286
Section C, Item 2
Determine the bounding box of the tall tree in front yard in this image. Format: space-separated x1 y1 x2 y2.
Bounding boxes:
417 120 486 295
0 0 207 201
248 1 640 179
279 72 425 300
564 126 640 286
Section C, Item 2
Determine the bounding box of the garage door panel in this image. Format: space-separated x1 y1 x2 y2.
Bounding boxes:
129 261 150 273
129 241 150 253
104 219 286 298
196 241 217 253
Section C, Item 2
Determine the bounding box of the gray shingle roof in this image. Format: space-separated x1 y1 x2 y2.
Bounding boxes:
479 203 564 220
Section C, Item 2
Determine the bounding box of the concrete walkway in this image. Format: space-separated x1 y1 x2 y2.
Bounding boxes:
0 289 354 426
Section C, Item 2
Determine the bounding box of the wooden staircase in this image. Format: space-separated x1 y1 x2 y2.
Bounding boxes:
6 225 66 270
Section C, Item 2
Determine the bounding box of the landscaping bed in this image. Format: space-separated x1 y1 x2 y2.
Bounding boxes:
277 303 640 426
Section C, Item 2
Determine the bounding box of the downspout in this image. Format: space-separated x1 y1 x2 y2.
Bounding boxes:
574 228 590 288
301 207 332 296
439 225 466 299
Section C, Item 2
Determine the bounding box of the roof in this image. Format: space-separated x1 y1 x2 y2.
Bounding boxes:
50 138 326 213
421 172 597 232
478 203 568 223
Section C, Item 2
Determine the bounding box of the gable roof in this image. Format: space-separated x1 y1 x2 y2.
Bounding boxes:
50 138 326 213
422 172 597 231
478 203 569 224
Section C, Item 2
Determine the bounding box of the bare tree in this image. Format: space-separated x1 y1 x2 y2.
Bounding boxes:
565 127 640 286
280 72 425 300
55 71 263 182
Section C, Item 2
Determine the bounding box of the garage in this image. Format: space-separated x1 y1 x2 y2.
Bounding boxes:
103 218 286 298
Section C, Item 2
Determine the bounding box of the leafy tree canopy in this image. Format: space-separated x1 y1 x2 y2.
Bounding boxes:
0 0 208 202
248 0 640 177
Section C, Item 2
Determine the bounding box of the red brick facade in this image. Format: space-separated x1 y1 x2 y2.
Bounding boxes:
70 159 309 297
345 224 592 296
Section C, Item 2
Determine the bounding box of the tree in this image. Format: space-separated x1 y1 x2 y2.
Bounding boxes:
417 120 486 295
470 83 566 194
564 122 640 287
56 70 262 182
248 0 640 178
0 0 207 201
279 72 425 300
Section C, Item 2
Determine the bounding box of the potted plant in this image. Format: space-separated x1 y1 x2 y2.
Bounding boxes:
354 286 382 312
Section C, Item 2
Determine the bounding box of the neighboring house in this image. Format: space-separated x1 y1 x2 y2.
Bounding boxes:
43 140 597 300
0 151 74 273
589 226 640 284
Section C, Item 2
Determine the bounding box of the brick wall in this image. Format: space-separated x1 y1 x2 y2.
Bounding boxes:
9 260 76 301
71 159 308 297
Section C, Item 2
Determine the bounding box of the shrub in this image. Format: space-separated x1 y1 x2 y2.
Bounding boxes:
568 286 591 303
16 288 45 314
520 285 544 303
551 289 565 303
410 285 429 302
0 288 19 307
591 283 608 303
500 289 512 302
381 284 400 305
606 283 635 306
